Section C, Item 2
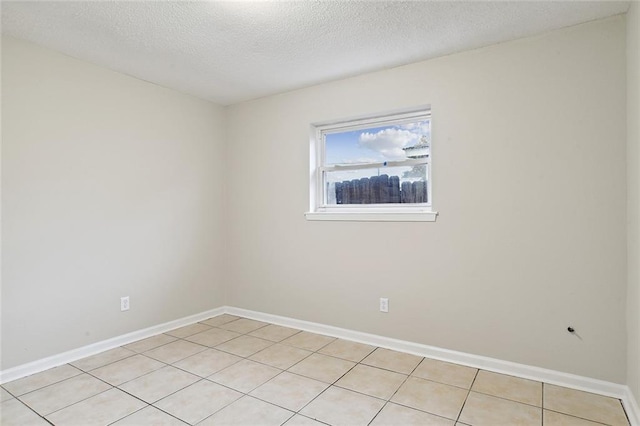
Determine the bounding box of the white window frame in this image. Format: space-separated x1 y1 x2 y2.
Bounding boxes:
305 106 438 222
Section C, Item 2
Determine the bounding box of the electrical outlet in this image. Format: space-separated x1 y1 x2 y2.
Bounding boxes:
120 296 130 311
380 297 389 313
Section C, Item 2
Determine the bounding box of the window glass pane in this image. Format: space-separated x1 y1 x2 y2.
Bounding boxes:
324 165 428 205
325 119 430 165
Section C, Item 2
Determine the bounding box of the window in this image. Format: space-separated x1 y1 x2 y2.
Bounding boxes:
306 107 437 222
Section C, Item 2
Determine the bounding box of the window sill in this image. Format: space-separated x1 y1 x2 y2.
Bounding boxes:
304 211 438 222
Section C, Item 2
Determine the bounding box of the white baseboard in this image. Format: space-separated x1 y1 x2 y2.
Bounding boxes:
626 387 640 426
0 306 225 384
2 304 638 425
224 306 640 426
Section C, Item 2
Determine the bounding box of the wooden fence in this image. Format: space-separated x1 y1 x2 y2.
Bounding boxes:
334 174 428 204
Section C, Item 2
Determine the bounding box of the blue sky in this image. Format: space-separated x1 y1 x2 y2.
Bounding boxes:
325 119 430 165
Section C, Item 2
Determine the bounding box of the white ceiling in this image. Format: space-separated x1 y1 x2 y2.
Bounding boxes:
1 1 631 105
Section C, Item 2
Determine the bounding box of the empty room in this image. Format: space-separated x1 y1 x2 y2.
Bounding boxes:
1 1 639 425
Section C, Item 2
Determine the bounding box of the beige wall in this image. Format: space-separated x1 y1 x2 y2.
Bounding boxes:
1 37 227 369
628 1 640 405
226 17 628 383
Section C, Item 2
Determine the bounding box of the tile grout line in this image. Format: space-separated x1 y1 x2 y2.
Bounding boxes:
282 338 374 423
365 359 417 426
192 383 291 425
266 346 410 425
114 366 201 402
70 350 140 374
4 396 56 425
16 371 122 421
109 377 203 426
104 404 150 426
454 368 479 424
3 365 85 398
542 408 618 426
541 382 631 426
122 370 271 426
122 334 179 354
542 381 545 426
41 386 115 421
383 356 476 425
113 376 228 426
83 354 169 388
6 370 84 399
76 342 177 375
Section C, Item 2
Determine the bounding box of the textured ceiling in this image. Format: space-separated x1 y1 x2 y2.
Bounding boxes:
1 1 631 105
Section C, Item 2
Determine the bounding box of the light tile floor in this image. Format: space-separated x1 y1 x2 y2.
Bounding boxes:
0 314 631 426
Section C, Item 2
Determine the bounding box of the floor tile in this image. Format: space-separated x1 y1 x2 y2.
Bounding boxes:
1 398 50 426
458 392 541 426
300 386 385 426
362 348 422 375
284 414 327 425
391 376 467 420
90 354 164 386
118 366 199 403
1 387 14 402
318 339 376 363
543 409 607 425
184 327 241 347
165 322 212 338
412 358 478 389
250 371 328 411
144 339 207 364
249 343 312 370
3 364 82 396
154 380 242 425
173 348 242 377
19 373 111 416
281 331 336 351
209 359 282 393
198 395 294 426
219 318 270 334
46 388 146 426
215 335 274 357
544 384 628 426
335 364 406 400
249 324 301 342
289 353 355 383
111 406 188 425
472 370 541 406
200 314 240 327
71 347 136 371
370 402 455 426
123 334 178 353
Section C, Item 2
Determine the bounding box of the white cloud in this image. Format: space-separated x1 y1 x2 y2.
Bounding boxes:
400 120 431 135
358 128 419 160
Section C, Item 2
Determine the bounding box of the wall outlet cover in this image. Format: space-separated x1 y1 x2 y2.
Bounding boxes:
380 298 389 313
